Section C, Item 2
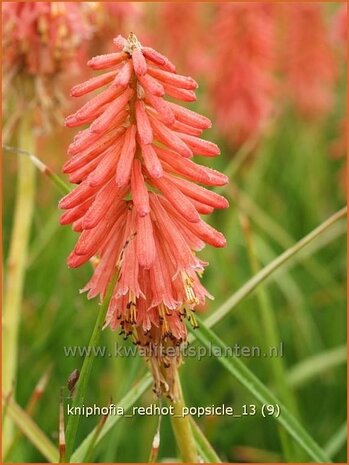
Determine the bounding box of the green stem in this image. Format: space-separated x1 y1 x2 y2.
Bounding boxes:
169 371 198 463
3 115 36 455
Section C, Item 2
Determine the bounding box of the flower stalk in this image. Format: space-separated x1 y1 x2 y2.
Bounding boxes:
169 370 198 463
3 113 36 455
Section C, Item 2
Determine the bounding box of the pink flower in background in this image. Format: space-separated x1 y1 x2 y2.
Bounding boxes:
85 2 142 41
329 4 347 193
3 2 90 76
60 33 228 399
333 3 347 44
209 3 275 147
2 2 91 132
152 2 209 75
280 3 337 119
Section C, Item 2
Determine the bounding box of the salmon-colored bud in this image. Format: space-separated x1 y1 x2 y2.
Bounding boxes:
137 213 155 268
60 199 92 225
83 186 126 230
115 125 137 187
148 67 198 90
59 181 97 209
169 102 212 129
155 147 228 186
90 88 133 134
64 126 125 173
170 120 203 137
148 113 192 157
138 73 165 96
131 159 150 217
87 137 125 187
87 52 128 70
190 199 215 215
151 176 200 223
141 144 163 178
68 251 90 268
113 34 128 50
113 60 133 87
68 156 102 184
145 94 175 125
70 71 117 97
132 49 148 76
135 100 153 145
169 175 229 210
177 133 220 157
163 83 197 102
142 46 176 72
71 85 121 123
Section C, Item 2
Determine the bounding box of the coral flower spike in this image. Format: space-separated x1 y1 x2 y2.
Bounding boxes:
60 33 228 399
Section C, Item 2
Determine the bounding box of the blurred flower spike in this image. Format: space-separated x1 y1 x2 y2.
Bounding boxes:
210 3 275 147
60 33 228 399
2 2 91 132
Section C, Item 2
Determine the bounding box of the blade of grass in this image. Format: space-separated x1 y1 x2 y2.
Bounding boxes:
71 373 152 462
3 115 36 454
324 422 347 459
59 388 66 463
188 319 330 463
239 213 301 461
82 404 110 462
205 207 347 329
3 145 70 195
4 366 52 461
65 274 118 460
3 397 59 462
287 345 347 389
189 417 221 463
253 234 323 354
227 184 343 301
27 211 60 268
223 132 260 179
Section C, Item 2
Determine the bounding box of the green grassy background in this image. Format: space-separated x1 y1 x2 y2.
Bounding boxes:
3 4 346 463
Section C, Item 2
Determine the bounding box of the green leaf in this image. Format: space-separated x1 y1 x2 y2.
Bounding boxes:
4 398 59 462
71 373 152 463
324 422 347 458
190 417 221 463
65 276 118 460
205 207 347 329
287 345 347 389
189 319 330 462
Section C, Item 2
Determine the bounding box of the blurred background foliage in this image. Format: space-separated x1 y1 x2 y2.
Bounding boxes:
2 2 347 463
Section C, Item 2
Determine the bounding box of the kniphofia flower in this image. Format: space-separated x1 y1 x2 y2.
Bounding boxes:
210 3 275 146
279 3 337 119
333 3 347 45
60 33 228 399
2 2 91 132
154 2 209 76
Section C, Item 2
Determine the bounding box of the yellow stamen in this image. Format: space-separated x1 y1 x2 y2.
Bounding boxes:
181 271 199 306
